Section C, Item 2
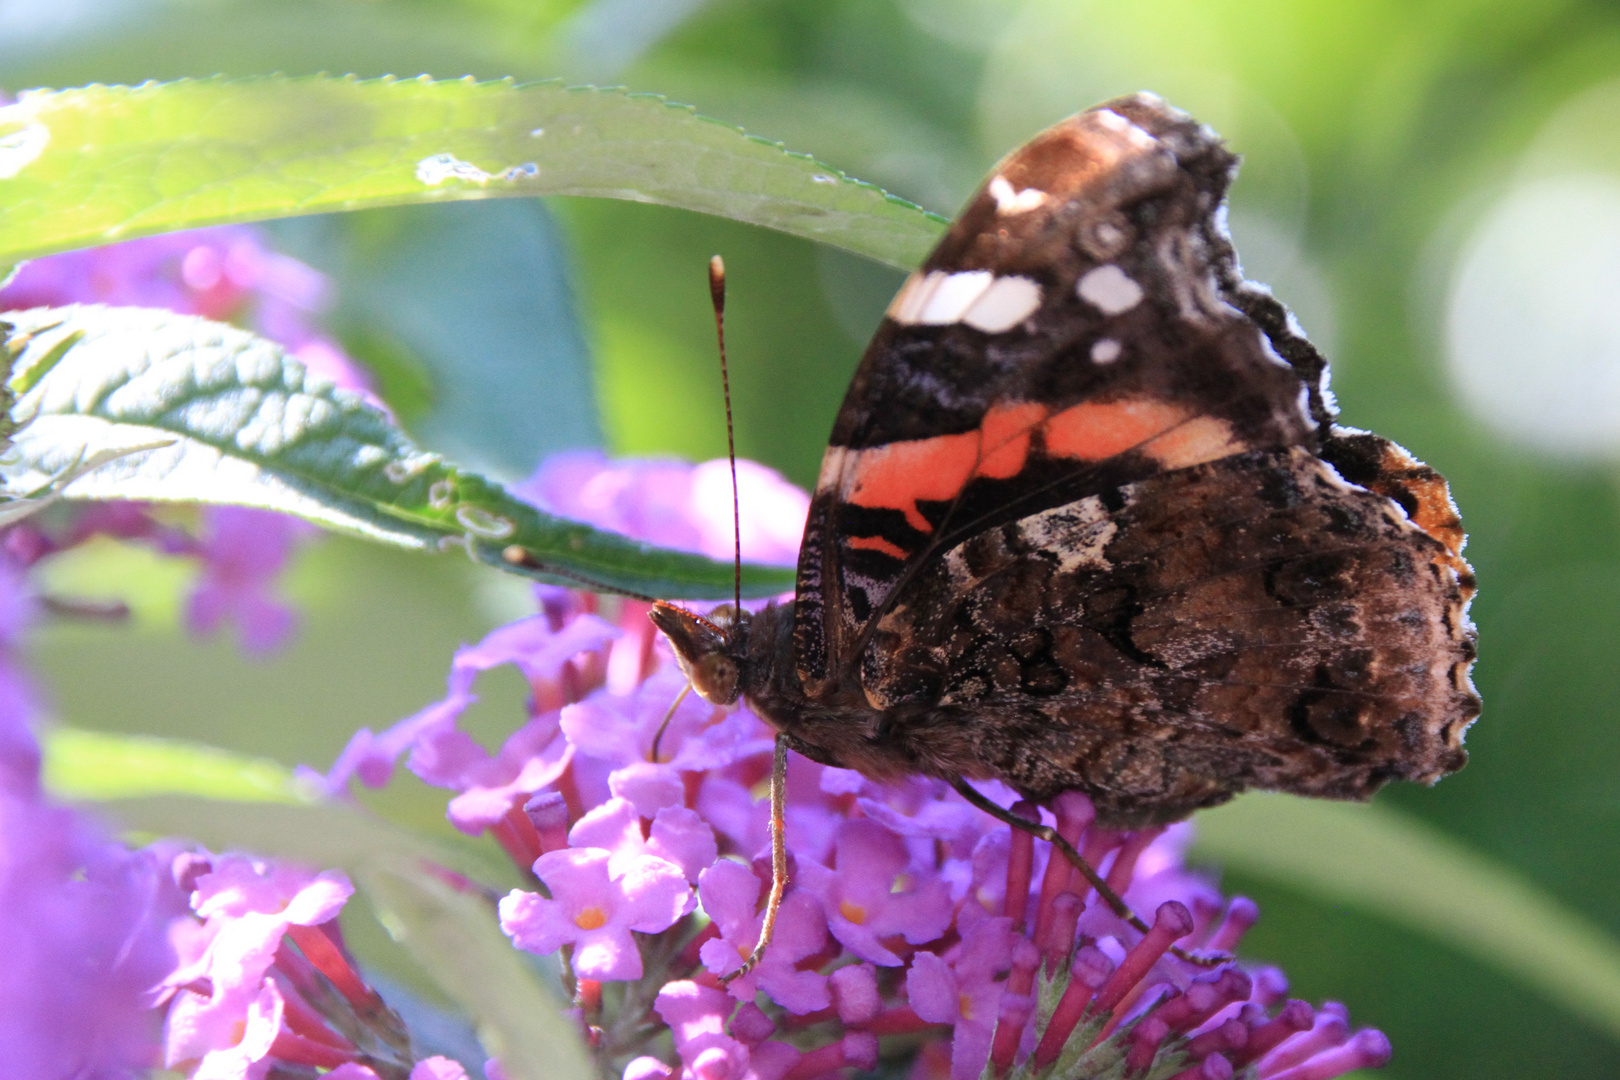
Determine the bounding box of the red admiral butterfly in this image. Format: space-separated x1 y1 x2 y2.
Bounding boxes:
652 92 1479 835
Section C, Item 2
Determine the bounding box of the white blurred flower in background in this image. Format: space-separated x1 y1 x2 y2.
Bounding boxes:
1446 175 1620 457
1445 78 1620 459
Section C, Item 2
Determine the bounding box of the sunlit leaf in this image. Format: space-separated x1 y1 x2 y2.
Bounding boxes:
0 305 795 597
360 858 591 1080
0 75 946 271
0 440 175 527
43 726 306 803
1193 794 1620 1041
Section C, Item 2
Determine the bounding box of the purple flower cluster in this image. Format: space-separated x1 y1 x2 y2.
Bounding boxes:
154 849 468 1080
1 226 350 656
0 787 188 1078
324 454 1392 1080
512 451 810 567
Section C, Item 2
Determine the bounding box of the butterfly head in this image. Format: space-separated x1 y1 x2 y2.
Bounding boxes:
649 601 751 706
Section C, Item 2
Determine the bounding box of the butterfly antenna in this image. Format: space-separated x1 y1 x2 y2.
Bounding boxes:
708 255 743 613
705 258 788 984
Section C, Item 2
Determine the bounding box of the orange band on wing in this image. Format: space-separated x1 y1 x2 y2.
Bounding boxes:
843 395 1232 538
847 431 982 532
1043 398 1189 460
846 534 911 560
1141 415 1244 469
978 401 1048 478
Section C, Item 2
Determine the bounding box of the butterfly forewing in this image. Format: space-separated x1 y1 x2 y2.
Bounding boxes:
798 97 1319 693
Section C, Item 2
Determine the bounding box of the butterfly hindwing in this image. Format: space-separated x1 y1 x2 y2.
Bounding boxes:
853 444 1476 826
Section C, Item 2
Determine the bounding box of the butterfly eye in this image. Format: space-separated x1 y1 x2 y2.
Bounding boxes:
692 653 741 706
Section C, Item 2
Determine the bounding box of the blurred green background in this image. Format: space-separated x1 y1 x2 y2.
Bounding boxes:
8 1 1620 1076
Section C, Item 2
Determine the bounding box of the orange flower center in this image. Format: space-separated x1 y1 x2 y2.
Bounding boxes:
574 906 608 931
839 899 868 925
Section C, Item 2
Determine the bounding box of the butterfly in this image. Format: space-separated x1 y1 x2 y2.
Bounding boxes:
652 92 1479 834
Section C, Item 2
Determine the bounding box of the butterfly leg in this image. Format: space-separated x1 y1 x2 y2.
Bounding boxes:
724 733 790 983
949 780 1230 968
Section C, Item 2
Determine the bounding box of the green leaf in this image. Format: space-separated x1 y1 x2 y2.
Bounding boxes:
1193 794 1620 1041
42 726 307 803
0 440 176 527
360 858 592 1080
99 794 515 889
0 305 795 598
0 76 947 271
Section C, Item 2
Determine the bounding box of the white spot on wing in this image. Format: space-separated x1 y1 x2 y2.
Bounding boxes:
886 273 921 322
888 271 941 324
918 270 995 323
987 175 1047 214
1077 264 1145 315
1090 338 1122 363
963 275 1041 332
1091 109 1159 150
943 547 975 590
0 122 49 179
815 445 849 493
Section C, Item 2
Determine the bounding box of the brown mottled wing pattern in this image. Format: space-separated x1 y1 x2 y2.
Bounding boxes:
856 446 1478 827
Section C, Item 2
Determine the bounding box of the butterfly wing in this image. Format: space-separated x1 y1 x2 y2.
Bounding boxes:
789 94 1477 823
